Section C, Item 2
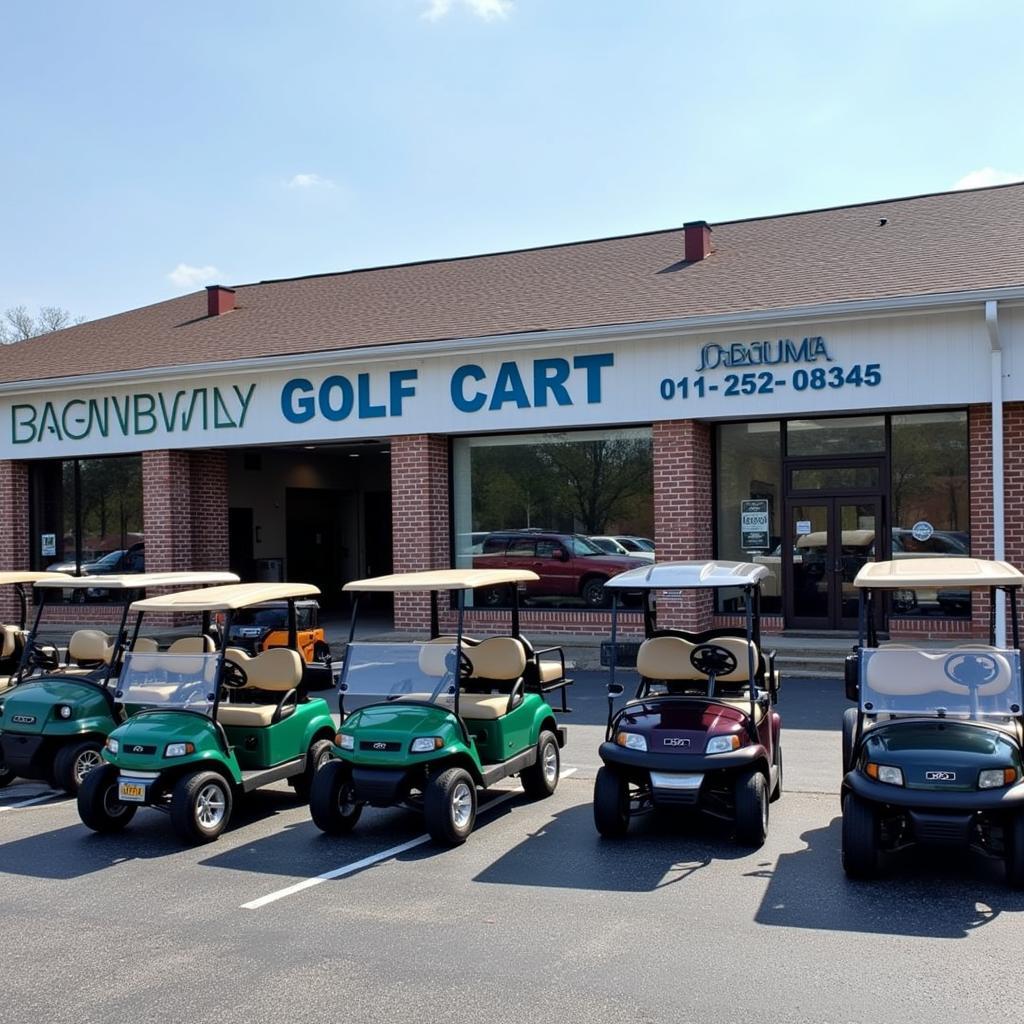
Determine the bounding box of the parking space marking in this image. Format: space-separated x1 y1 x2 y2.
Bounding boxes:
242 767 577 910
0 790 63 810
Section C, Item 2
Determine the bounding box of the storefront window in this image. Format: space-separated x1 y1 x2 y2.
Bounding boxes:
29 456 144 600
786 416 885 456
452 429 652 609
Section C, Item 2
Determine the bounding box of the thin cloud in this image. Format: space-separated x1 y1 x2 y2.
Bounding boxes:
422 0 514 21
286 172 335 190
953 167 1024 190
167 263 221 290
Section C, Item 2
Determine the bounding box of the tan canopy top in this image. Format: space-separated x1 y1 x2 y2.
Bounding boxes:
343 569 540 593
854 558 1024 589
131 581 319 612
35 571 239 591
0 571 74 586
604 560 771 590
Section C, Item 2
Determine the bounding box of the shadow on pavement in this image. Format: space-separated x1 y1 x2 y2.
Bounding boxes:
754 816 1024 937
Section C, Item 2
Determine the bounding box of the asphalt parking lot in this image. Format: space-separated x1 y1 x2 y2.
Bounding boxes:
3 673 1024 1024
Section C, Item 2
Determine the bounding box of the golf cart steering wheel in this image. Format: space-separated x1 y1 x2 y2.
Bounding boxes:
221 660 248 690
24 640 59 673
690 644 738 679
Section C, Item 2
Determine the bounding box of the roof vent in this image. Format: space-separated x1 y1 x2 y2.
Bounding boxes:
684 220 712 262
206 285 236 317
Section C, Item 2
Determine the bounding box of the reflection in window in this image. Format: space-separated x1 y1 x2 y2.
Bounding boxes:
786 416 885 456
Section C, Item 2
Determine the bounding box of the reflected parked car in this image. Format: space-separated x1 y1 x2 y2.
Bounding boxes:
589 536 655 563
70 544 145 603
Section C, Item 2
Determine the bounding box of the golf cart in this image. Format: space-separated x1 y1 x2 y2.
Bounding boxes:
310 569 570 846
841 557 1024 884
0 572 239 793
77 582 337 844
595 561 782 846
224 598 330 663
0 571 74 693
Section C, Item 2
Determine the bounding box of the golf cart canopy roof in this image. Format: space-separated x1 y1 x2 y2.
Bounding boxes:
0 571 74 586
604 560 771 590
34 571 240 591
130 581 320 612
343 569 540 592
854 558 1024 590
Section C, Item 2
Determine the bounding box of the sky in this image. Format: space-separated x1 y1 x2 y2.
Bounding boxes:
2 0 1024 324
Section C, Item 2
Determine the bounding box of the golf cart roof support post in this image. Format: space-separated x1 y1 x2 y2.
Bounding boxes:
745 586 757 742
347 596 359 646
103 599 132 685
858 587 866 648
16 588 48 682
455 590 465 718
15 583 26 631
287 599 298 651
130 611 143 648
73 460 82 575
1010 587 1020 649
867 590 878 648
511 586 520 637
429 591 439 639
212 610 233 722
607 590 620 737
987 299 1007 647
642 589 654 637
201 610 211 640
990 589 997 647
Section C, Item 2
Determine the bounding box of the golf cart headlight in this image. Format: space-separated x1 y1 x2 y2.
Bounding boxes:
615 731 647 752
57 704 73 720
105 738 119 755
706 734 741 754
336 733 355 751
164 742 196 758
411 736 444 753
866 762 904 786
979 768 1017 789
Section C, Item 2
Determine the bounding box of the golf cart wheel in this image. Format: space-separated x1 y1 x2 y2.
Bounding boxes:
53 739 105 794
309 760 363 835
77 764 137 833
170 770 233 844
593 766 630 838
841 707 859 774
0 760 16 789
734 768 769 847
424 766 477 846
1005 813 1024 889
580 578 609 608
292 739 336 800
841 793 880 879
520 730 560 799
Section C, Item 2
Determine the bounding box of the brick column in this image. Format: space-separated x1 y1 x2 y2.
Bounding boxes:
0 460 30 622
189 450 229 570
142 450 193 572
652 419 713 629
390 435 450 631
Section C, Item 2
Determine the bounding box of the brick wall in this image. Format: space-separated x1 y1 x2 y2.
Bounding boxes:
652 419 713 630
0 460 29 622
390 435 450 630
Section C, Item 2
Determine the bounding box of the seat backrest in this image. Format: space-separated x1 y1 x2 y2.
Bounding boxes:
708 636 761 685
865 649 1014 698
466 637 527 682
0 624 25 660
636 636 698 681
168 635 215 655
229 647 303 692
132 637 159 653
68 629 114 665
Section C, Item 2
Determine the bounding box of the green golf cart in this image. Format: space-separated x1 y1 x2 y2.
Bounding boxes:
0 571 238 793
310 569 570 846
77 581 337 844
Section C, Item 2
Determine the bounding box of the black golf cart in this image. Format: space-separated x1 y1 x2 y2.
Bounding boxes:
842 557 1024 884
595 561 782 847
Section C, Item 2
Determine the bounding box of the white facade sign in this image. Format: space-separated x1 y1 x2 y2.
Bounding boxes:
740 499 770 550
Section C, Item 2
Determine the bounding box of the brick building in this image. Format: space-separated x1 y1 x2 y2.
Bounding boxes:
2 183 1024 640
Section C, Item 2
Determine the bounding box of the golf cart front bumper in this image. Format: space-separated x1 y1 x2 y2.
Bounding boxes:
843 771 1024 813
347 765 412 807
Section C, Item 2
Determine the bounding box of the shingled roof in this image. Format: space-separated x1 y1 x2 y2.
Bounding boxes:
3 183 1024 385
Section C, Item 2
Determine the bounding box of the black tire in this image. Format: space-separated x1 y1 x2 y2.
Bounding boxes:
170 770 233 844
1006 813 1024 889
841 792 880 879
292 738 335 801
53 739 105 794
520 730 560 799
842 707 859 774
423 766 477 846
0 760 16 789
77 764 137 833
581 578 609 608
310 760 363 836
593 766 630 838
770 738 783 803
734 768 769 847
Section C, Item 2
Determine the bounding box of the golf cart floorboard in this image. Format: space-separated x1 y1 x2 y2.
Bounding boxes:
479 747 535 788
239 756 305 792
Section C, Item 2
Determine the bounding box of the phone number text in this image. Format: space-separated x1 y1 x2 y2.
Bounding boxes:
659 363 882 401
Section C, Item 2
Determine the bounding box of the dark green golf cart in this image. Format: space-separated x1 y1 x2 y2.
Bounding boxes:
0 571 237 793
842 557 1024 885
310 569 571 845
77 581 337 844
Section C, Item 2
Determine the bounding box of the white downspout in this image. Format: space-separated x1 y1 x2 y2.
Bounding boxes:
985 300 1006 646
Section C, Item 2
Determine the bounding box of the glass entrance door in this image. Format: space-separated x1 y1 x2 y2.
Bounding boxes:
785 497 881 629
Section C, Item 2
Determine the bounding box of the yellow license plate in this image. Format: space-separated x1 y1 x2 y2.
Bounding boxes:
118 782 145 802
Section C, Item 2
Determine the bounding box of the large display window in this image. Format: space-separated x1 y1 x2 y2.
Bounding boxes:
452 429 653 608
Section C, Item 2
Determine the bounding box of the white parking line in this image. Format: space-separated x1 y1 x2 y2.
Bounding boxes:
0 790 63 810
242 767 577 910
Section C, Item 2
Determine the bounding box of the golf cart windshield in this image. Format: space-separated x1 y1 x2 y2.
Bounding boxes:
340 642 458 712
114 651 221 715
860 647 1024 718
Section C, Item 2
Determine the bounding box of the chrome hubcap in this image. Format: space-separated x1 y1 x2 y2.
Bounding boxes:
75 749 103 785
316 750 332 770
103 785 129 818
451 782 472 829
195 782 227 829
542 742 558 784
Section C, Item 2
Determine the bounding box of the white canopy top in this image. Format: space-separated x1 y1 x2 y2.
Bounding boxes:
854 558 1024 589
343 569 540 593
0 571 74 586
36 571 240 591
131 581 319 612
603 560 771 590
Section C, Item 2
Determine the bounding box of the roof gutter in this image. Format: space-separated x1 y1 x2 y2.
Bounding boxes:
1 284 1024 396
986 299 1006 646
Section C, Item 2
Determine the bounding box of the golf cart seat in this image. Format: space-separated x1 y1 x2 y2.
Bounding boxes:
865 649 1015 698
131 637 159 653
167 635 215 654
459 637 528 720
217 647 304 727
68 629 115 667
0 623 26 660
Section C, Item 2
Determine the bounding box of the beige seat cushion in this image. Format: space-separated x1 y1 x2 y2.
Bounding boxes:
132 637 160 653
168 636 215 654
226 647 303 692
217 704 277 727
0 625 25 660
637 636 697 680
68 629 114 665
538 660 564 683
459 694 509 720
466 637 526 681
0 675 12 694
